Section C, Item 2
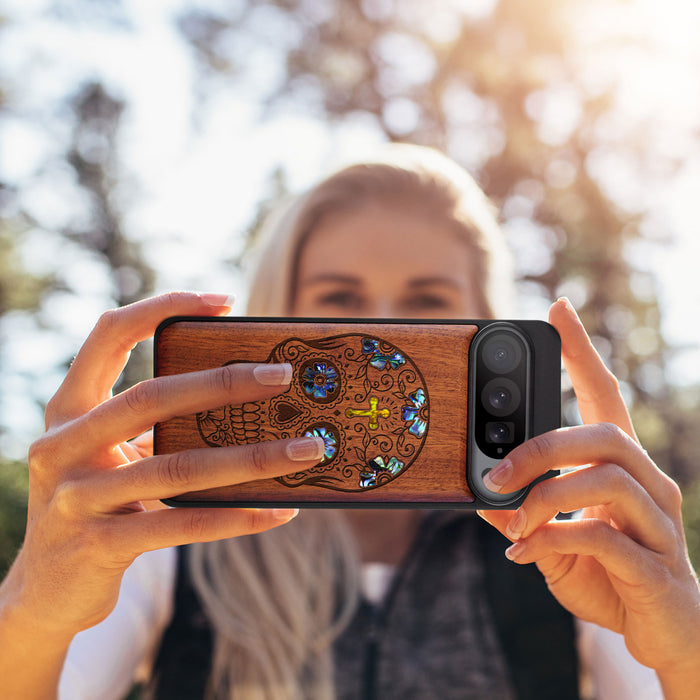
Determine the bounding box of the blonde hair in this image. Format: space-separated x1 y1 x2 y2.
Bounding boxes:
246 143 514 318
189 512 359 700
189 144 514 699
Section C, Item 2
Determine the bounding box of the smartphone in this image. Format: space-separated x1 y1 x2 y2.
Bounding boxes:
154 317 560 509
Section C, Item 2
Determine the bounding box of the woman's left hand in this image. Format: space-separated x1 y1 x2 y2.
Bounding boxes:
478 298 700 696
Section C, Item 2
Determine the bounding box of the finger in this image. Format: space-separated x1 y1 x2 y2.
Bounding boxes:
548 298 636 439
109 506 301 558
86 436 325 507
503 517 663 588
66 362 293 455
483 423 681 515
47 292 234 424
504 464 676 554
476 509 516 540
127 430 153 459
120 431 153 461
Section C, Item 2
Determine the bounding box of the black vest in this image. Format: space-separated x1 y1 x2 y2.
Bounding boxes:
148 514 579 699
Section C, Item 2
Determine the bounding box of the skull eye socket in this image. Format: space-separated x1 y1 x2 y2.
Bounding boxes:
303 423 339 464
300 359 340 404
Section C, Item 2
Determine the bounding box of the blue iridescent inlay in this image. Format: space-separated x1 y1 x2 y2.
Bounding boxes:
359 455 404 488
361 338 405 370
401 388 427 438
304 426 338 463
302 362 338 399
361 338 379 354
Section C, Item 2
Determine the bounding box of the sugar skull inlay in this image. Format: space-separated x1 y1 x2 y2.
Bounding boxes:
197 334 429 492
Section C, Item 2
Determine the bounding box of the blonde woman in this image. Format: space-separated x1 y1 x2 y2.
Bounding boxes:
0 146 698 699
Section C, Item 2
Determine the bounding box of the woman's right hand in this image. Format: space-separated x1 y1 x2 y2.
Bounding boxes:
1 292 323 642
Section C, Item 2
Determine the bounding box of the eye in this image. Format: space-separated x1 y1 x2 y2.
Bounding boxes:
315 289 366 311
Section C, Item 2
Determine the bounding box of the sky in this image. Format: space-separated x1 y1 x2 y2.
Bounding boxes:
1 0 700 456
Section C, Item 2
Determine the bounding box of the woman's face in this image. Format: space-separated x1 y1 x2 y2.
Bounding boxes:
293 202 485 319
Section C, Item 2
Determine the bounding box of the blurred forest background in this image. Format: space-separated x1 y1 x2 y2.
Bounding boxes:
1 0 700 574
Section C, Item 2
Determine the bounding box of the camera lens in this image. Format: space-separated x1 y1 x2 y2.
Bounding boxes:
481 378 521 417
482 333 523 374
486 421 514 444
489 387 510 411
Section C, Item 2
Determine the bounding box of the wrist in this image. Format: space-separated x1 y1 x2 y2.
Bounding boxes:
656 656 700 700
0 550 77 649
0 558 74 698
1 593 76 651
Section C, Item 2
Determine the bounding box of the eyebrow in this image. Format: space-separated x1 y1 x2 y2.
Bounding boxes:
301 274 462 290
407 277 462 290
301 273 362 286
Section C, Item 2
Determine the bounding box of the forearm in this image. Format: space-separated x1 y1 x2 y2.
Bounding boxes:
0 554 74 700
657 662 700 700
656 587 700 699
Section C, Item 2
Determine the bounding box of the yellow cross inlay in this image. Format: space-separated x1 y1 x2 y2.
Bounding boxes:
345 396 391 430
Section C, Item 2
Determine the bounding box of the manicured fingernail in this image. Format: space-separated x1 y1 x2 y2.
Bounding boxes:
505 541 527 562
506 509 527 540
286 436 325 462
483 460 512 493
254 363 293 386
199 293 236 308
273 508 299 521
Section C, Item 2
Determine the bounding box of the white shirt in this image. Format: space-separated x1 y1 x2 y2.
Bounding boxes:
59 548 663 700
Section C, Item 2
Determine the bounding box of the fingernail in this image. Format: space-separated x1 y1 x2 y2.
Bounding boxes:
286 436 325 462
505 541 527 562
483 460 512 493
273 508 299 521
199 293 236 308
506 509 527 540
254 363 293 386
557 296 578 319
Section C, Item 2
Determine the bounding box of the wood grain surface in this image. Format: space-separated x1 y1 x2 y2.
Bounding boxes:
154 319 479 506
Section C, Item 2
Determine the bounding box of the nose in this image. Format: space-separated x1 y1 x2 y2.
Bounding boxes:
365 300 400 319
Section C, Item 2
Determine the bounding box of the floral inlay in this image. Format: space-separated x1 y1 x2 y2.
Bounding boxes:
401 388 428 438
304 425 338 463
359 456 405 489
361 338 405 370
301 362 339 400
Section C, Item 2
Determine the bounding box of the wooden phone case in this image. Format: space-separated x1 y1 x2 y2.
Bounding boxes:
154 317 559 508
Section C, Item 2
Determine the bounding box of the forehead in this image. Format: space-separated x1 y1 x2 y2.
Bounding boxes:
298 202 473 282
